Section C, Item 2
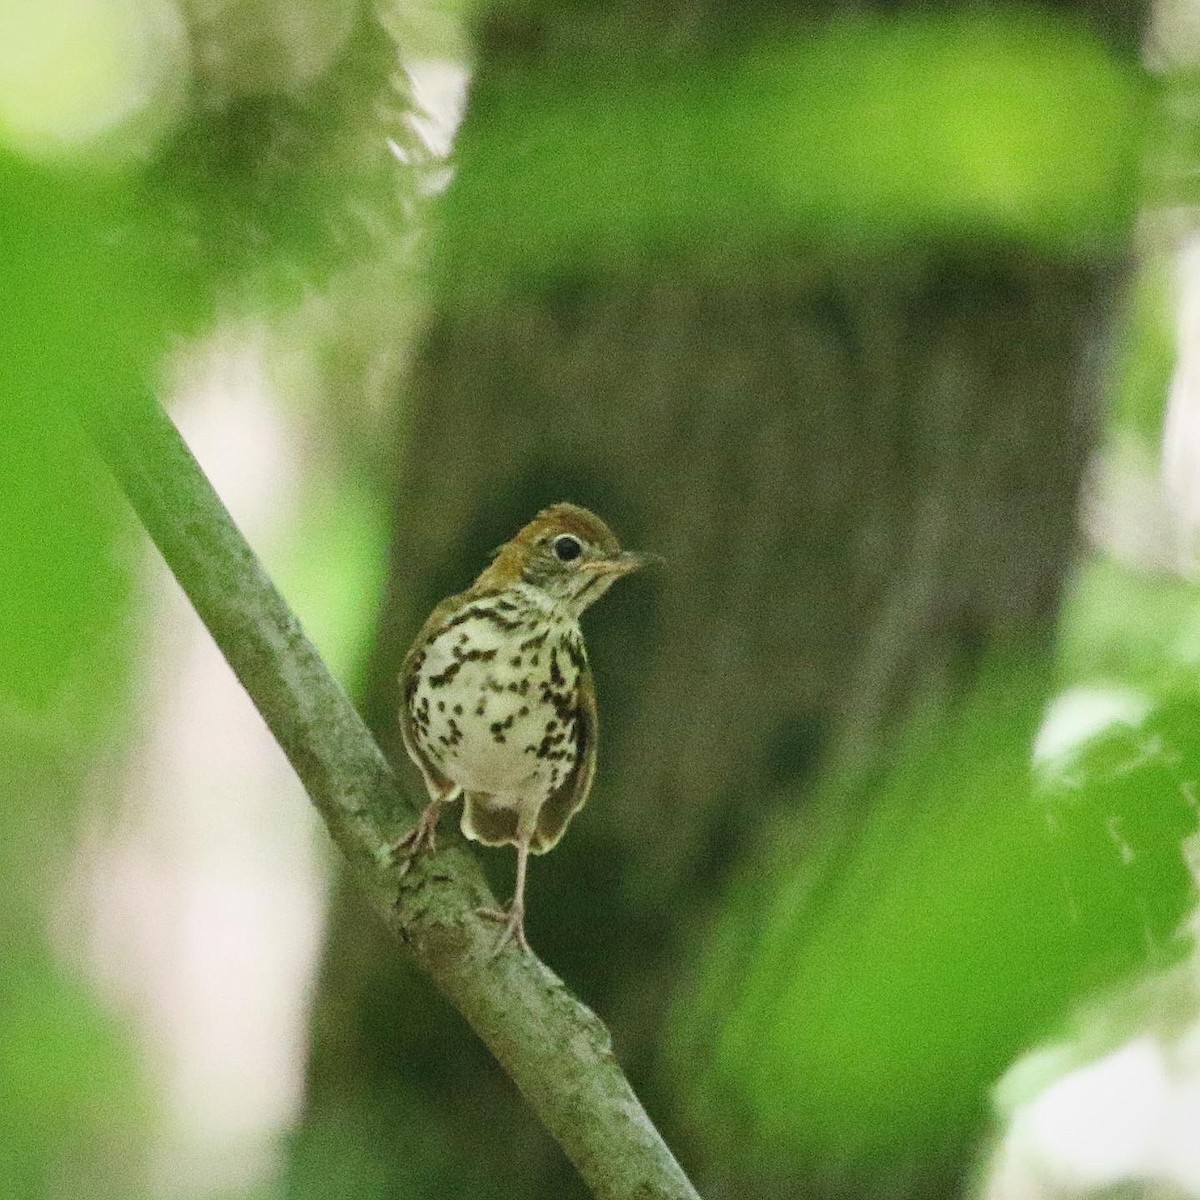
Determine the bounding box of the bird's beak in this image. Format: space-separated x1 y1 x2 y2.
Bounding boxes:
589 550 653 577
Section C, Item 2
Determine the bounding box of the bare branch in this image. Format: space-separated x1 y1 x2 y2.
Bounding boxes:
82 391 700 1200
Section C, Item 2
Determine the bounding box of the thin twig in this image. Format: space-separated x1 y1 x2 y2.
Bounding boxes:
82 390 700 1200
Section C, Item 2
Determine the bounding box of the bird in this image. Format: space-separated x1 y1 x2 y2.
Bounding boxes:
396 502 646 954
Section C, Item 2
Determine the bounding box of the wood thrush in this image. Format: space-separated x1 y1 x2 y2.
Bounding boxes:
397 502 645 954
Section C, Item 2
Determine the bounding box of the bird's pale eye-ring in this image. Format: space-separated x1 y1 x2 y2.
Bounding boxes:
552 533 584 563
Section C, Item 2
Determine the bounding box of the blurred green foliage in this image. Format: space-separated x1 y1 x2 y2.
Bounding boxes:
0 150 177 855
443 11 1149 292
144 14 415 301
1 2 1191 1199
0 951 145 1200
274 465 392 687
1059 554 1200 690
1 150 172 1198
1110 260 1177 446
673 656 1198 1184
1 0 419 1186
1 0 418 1188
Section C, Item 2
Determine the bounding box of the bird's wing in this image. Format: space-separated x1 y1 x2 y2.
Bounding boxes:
532 665 598 854
398 593 464 797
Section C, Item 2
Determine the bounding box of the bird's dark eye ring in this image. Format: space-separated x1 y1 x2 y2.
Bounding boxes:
552 534 583 562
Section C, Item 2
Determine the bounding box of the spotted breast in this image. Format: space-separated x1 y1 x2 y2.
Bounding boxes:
404 583 589 847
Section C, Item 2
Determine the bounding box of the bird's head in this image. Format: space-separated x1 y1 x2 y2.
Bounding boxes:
477 502 647 616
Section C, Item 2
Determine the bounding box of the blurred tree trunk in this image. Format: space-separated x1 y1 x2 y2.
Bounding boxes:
289 3 1148 1199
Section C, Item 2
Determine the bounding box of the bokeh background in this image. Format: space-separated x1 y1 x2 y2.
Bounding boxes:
6 1 1200 1198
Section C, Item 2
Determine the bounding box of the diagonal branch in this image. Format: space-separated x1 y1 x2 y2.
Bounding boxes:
82 390 700 1200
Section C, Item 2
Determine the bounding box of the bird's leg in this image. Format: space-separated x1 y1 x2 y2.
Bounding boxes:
478 811 535 955
391 785 457 873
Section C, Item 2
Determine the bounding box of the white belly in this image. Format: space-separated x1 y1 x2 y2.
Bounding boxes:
408 603 583 807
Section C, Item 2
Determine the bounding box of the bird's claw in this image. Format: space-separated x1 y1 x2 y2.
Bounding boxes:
389 809 440 876
476 902 530 956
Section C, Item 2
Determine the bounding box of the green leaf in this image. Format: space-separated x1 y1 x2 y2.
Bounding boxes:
673 665 1198 1180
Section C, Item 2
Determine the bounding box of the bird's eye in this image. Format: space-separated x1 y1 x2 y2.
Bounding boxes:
552 534 583 563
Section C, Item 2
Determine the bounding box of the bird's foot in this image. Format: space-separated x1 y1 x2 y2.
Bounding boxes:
476 900 530 956
390 802 442 875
